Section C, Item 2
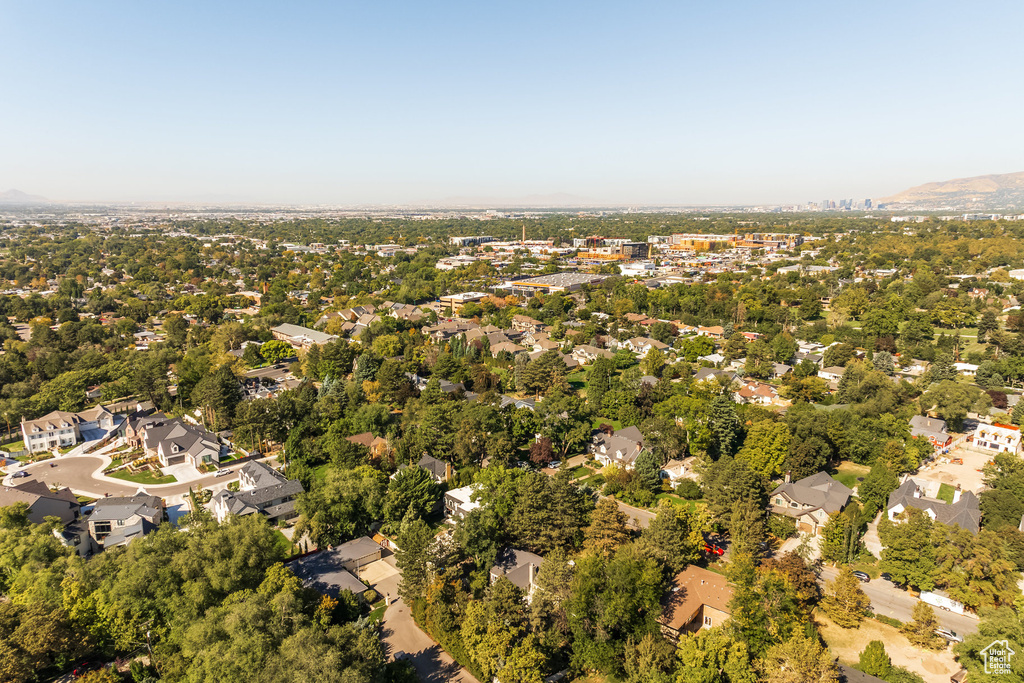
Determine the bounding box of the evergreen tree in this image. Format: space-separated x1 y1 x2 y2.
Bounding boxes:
640 499 702 572
395 512 434 603
857 640 892 678
821 566 870 628
583 498 631 556
730 497 766 559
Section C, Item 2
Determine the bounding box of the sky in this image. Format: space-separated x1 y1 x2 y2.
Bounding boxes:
2 0 1024 206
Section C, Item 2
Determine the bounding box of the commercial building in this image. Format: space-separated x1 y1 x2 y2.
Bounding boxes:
496 273 608 297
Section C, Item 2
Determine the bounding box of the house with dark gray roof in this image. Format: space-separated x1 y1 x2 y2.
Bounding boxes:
289 538 381 600
887 479 981 534
490 548 543 600
140 417 223 470
589 425 645 469
88 493 164 549
210 461 303 524
909 415 953 450
770 472 852 535
0 479 79 525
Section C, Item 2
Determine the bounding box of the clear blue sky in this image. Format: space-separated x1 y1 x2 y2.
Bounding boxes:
2 1 1023 205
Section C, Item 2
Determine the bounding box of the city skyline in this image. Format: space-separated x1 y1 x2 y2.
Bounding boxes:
3 0 1023 205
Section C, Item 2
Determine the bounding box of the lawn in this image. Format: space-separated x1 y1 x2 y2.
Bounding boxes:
366 599 387 623
1 440 23 453
566 465 590 479
590 417 623 432
577 474 605 488
654 493 705 512
832 461 870 491
272 529 297 558
937 483 956 504
108 469 178 485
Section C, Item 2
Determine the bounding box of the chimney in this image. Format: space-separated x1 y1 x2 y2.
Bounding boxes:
784 471 791 484
445 462 453 482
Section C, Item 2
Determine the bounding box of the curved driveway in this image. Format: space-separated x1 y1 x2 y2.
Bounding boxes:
7 456 235 498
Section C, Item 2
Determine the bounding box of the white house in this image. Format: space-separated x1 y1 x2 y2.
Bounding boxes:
973 423 1022 454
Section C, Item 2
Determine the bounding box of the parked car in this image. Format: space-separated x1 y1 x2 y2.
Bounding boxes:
549 461 561 469
852 571 870 583
214 468 233 477
703 543 725 556
935 628 963 643
72 661 99 678
11 470 29 478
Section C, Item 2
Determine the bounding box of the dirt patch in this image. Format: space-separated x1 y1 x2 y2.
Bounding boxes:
817 610 958 683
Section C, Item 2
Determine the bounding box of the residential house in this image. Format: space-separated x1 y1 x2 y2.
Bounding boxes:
771 363 793 378
270 323 338 350
511 315 545 334
0 479 79 524
793 351 824 367
290 537 381 600
21 405 118 453
345 432 389 459
444 484 482 521
88 493 165 549
693 367 739 386
412 454 453 484
769 472 853 535
571 344 614 365
697 326 725 340
658 566 733 640
909 415 954 451
973 423 1021 454
210 461 304 524
141 418 223 469
817 366 846 383
589 426 645 469
887 479 981 534
491 340 528 357
490 548 543 600
499 395 537 411
733 381 778 406
660 457 697 483
626 336 670 356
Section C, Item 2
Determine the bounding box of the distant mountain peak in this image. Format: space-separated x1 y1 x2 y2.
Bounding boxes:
882 171 1024 208
0 189 51 204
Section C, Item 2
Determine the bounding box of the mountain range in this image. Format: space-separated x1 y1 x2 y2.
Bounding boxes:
882 171 1024 209
0 189 51 204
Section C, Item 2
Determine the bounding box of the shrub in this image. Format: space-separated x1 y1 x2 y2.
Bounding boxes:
675 479 702 499
768 515 797 540
362 588 379 604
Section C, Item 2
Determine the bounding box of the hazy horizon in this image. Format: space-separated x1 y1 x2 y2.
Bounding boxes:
3 1 1023 206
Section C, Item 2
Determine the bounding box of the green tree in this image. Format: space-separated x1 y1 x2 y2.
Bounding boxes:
583 498 631 556
395 513 434 603
902 602 943 650
676 627 756 683
259 339 293 363
383 465 442 525
639 500 703 572
730 497 766 559
736 420 791 479
821 566 870 628
295 465 387 546
857 640 891 677
760 632 840 683
878 508 936 591
641 347 666 377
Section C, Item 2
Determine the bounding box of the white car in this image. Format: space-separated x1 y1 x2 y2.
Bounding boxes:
214 469 233 477
549 461 561 469
935 628 963 643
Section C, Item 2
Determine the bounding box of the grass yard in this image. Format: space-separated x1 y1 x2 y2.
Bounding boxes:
566 465 591 479
590 417 623 432
577 474 605 488
937 483 956 504
108 469 178 485
366 599 387 623
654 493 705 512
832 461 870 491
272 529 297 558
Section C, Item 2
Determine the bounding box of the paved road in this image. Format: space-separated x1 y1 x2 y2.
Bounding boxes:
5 455 236 498
381 599 479 683
819 567 979 637
615 499 656 529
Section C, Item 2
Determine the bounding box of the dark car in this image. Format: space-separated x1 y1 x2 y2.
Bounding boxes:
12 470 29 478
852 571 870 583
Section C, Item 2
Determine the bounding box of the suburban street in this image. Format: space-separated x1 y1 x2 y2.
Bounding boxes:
3 455 239 498
818 567 979 637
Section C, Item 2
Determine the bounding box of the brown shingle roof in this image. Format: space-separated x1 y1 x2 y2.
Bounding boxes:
659 566 733 631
